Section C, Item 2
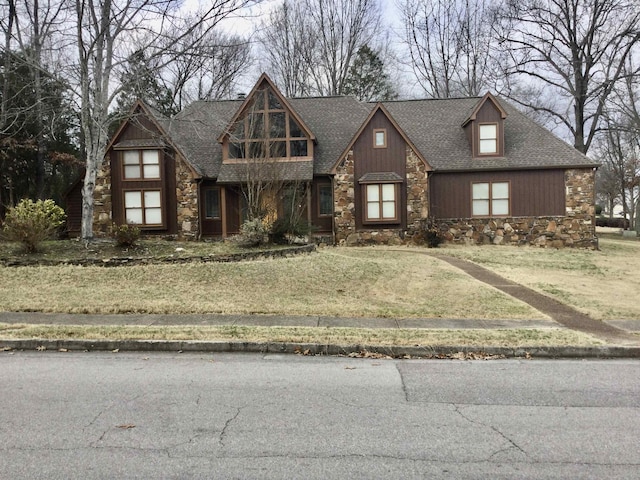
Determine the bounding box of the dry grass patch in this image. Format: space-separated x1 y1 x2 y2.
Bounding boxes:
0 248 544 320
0 323 602 347
432 237 640 320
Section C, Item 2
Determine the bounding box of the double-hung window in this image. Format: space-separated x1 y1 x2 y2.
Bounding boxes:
124 190 162 225
121 149 163 227
123 150 160 179
478 124 498 155
365 183 398 221
472 182 509 216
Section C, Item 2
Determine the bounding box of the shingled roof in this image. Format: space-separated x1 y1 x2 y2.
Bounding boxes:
135 91 596 179
382 97 597 171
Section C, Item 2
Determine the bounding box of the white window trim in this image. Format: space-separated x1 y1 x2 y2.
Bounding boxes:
472 181 510 217
478 123 498 155
364 183 399 223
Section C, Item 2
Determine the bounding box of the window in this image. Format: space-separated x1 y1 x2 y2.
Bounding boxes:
123 150 160 179
472 182 509 216
365 183 397 221
318 184 332 216
479 124 498 155
204 188 221 219
124 190 162 225
226 87 310 161
373 129 387 148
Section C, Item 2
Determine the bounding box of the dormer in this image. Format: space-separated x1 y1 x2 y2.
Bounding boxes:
462 92 508 158
218 73 315 163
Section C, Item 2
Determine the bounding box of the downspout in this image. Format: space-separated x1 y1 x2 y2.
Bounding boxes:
196 177 203 241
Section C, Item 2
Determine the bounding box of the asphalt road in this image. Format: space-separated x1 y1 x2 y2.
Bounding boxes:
1 352 639 479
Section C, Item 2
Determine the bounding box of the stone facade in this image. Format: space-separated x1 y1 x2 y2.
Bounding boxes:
93 161 113 236
175 156 199 240
333 146 430 246
437 168 597 248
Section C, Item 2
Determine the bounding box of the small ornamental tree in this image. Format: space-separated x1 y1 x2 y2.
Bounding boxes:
1 199 66 253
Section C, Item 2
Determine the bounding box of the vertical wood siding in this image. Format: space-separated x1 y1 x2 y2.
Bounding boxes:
109 119 177 234
430 170 566 218
352 110 407 229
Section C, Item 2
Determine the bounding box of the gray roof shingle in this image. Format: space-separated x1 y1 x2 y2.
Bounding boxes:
142 93 596 180
382 97 597 171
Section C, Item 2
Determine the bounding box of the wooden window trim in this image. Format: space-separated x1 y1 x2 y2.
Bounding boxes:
317 183 333 217
477 122 499 156
363 183 400 224
373 128 387 149
121 149 162 181
224 87 311 162
471 181 510 217
122 188 165 228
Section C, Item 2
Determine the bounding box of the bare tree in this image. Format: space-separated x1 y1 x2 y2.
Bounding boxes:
162 22 252 109
259 0 382 97
399 0 496 98
495 0 640 154
71 0 259 240
257 0 315 97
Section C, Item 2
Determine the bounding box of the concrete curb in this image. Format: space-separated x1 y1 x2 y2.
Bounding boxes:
2 339 640 359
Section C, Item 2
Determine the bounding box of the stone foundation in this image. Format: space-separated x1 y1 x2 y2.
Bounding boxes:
436 216 596 248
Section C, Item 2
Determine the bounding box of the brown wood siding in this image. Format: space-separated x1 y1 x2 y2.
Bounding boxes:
352 110 407 229
63 180 83 236
471 101 504 157
111 150 174 232
118 116 162 142
311 177 333 233
430 170 566 218
225 187 242 235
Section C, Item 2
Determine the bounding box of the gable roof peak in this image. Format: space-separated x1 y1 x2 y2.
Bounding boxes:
462 91 507 127
216 72 316 143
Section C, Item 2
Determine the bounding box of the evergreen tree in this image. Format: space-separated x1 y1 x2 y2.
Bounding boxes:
343 45 397 102
112 49 176 127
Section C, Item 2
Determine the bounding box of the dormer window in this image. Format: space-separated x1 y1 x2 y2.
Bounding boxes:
479 124 498 155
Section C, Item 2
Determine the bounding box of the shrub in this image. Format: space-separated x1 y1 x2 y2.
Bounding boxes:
269 217 313 244
233 218 270 248
414 218 444 248
110 223 141 247
596 217 629 229
1 199 66 253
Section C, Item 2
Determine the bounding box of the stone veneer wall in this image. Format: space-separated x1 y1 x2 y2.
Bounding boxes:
333 146 430 245
438 168 597 248
175 157 199 240
93 161 113 236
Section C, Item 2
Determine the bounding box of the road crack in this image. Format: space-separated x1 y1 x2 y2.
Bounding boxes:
219 407 242 447
453 404 526 459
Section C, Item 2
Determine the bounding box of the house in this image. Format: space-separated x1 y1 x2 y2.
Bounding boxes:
84 73 598 247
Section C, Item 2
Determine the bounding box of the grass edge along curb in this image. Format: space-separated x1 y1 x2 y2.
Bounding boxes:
2 339 640 359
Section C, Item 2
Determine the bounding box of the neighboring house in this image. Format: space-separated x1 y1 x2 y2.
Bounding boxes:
76 73 598 247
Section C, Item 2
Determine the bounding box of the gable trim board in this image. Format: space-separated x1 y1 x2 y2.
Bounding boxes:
88 74 598 247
